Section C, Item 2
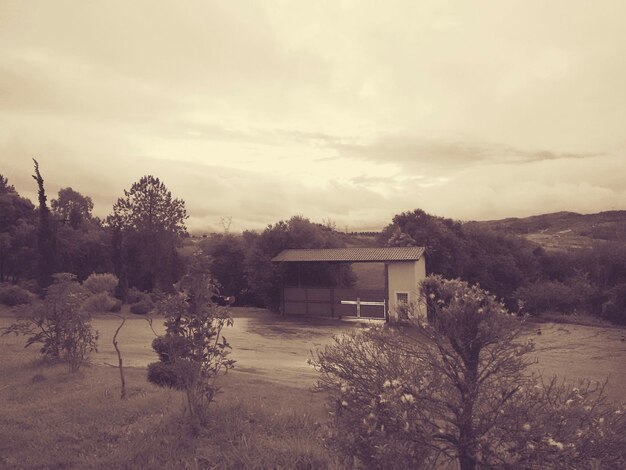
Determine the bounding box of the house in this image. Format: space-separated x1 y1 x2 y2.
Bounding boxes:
272 246 426 322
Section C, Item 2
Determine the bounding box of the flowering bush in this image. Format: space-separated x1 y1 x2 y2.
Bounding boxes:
312 276 626 469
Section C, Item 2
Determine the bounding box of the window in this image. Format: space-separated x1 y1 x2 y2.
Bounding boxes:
396 292 409 305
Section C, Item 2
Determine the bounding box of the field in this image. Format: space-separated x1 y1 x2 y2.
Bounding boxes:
1 307 625 469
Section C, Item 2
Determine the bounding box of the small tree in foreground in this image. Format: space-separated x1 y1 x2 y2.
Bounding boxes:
312 276 626 469
2 273 98 372
147 256 235 431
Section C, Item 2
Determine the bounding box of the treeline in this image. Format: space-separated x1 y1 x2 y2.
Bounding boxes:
1 166 625 324
380 209 626 324
0 164 351 312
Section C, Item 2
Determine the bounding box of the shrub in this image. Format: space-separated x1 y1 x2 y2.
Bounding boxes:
110 298 122 312
147 256 235 431
313 275 626 469
2 273 98 372
83 292 119 313
83 273 119 295
602 283 626 325
516 272 597 315
0 284 32 306
126 287 149 304
130 298 153 315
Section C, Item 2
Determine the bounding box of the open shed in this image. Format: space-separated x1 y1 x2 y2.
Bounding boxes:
272 247 426 322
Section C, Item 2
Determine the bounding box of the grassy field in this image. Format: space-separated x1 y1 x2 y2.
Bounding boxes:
2 304 625 469
0 331 336 470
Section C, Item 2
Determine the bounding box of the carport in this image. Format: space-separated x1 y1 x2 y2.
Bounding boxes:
272 247 426 322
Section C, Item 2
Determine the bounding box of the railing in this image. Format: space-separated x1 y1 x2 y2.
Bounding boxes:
282 287 386 319
340 298 386 318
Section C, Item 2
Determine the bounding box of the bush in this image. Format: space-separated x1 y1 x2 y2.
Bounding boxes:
110 298 122 312
83 292 119 313
147 256 235 431
0 284 32 306
516 272 597 315
313 276 626 469
602 283 626 325
130 299 153 315
83 273 119 295
126 287 149 304
2 273 98 372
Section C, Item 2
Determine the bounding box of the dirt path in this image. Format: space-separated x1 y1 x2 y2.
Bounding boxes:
2 308 625 400
91 308 360 388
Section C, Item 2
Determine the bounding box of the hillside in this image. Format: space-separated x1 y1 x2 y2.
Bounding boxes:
468 210 626 251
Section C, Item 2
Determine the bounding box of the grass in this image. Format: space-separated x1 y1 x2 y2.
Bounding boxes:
0 334 337 470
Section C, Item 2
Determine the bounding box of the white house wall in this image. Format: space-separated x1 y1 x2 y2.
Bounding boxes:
387 258 427 321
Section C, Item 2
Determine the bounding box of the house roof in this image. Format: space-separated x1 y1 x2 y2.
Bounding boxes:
271 246 425 263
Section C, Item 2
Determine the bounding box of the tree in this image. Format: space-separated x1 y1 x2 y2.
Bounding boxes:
199 233 247 300
0 174 16 194
2 273 98 372
313 276 626 469
244 216 354 310
51 187 94 228
108 176 188 293
380 209 541 308
32 159 56 287
55 219 112 281
0 176 36 282
147 255 235 432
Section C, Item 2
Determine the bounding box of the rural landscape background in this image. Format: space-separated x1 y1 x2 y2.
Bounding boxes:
2 1 626 469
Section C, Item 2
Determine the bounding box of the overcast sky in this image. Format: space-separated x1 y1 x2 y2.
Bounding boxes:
1 1 625 232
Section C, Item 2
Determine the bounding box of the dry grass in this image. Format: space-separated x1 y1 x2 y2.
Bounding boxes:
0 334 336 470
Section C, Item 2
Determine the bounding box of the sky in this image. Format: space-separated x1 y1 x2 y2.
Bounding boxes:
1 0 625 232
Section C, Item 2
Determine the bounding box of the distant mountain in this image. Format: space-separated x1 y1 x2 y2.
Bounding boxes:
467 210 626 251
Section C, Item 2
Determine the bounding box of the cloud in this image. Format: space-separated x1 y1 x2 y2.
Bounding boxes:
326 135 598 170
0 0 625 233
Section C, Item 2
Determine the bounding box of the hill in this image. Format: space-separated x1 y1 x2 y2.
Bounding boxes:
468 210 626 251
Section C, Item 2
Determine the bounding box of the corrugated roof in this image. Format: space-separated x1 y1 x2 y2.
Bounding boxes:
272 247 425 263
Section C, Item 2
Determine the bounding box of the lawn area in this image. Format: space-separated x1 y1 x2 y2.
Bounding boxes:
0 328 336 469
1 305 625 469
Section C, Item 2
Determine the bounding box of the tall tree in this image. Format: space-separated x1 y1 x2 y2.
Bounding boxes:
51 187 94 228
0 174 16 194
0 175 36 282
108 176 188 292
32 159 56 287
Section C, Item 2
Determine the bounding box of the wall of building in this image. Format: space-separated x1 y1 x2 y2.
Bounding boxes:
387 258 427 321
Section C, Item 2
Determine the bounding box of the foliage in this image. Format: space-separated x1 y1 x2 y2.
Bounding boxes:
83 292 120 313
313 276 626 469
109 175 187 236
244 216 354 310
126 287 149 304
130 298 154 315
601 283 626 325
0 174 16 194
199 233 247 300
32 159 56 288
55 218 113 281
147 257 235 430
108 175 188 292
515 272 597 315
0 177 37 283
380 209 541 308
83 272 119 295
2 273 98 372
0 284 32 306
51 187 94 228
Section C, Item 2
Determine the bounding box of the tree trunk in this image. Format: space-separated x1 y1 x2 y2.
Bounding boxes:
113 316 127 399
